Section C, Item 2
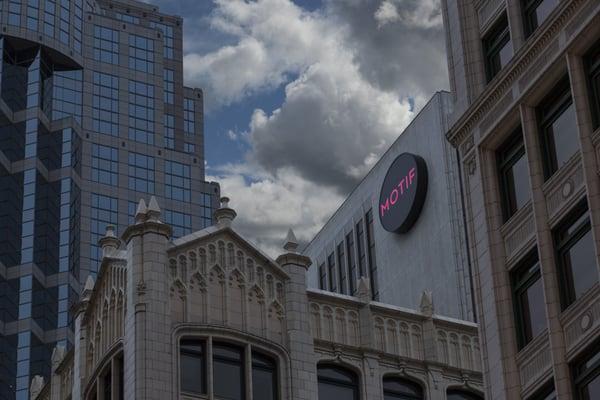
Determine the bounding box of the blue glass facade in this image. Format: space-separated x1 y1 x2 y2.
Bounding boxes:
0 1 220 399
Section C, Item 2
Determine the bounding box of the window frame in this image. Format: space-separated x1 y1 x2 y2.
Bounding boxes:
251 350 278 400
511 251 546 349
346 232 357 294
571 343 600 400
319 263 327 290
212 342 245 400
521 0 558 38
553 203 596 309
585 40 600 131
337 241 347 295
447 388 484 400
366 209 378 301
483 14 512 82
497 129 528 221
179 338 207 395
327 252 337 293
538 78 576 180
317 364 360 400
382 376 424 400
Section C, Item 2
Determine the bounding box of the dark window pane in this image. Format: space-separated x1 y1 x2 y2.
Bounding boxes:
521 275 546 339
512 256 547 348
498 130 529 220
180 340 205 394
483 15 512 81
554 206 598 308
565 229 596 300
550 103 577 169
383 378 423 399
539 80 578 179
523 0 558 36
447 390 483 400
318 365 358 400
213 343 244 400
252 353 277 400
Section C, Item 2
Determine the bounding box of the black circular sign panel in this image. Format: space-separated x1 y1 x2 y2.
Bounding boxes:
378 153 428 233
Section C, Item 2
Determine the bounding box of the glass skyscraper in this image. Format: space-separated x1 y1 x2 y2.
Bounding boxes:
0 1 219 399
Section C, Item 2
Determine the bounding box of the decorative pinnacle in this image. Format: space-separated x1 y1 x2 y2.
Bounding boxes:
147 196 161 222
283 228 299 253
99 224 121 257
215 196 237 227
135 198 148 223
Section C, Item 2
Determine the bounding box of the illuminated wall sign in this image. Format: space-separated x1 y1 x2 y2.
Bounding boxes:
378 153 428 233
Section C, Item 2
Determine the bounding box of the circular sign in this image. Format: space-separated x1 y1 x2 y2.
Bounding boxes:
378 153 428 233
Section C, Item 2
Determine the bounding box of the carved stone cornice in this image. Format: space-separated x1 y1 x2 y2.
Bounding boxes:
447 0 586 148
121 220 172 244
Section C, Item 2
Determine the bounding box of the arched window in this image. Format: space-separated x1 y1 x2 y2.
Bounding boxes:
383 377 423 400
252 351 277 400
318 364 359 400
447 389 484 400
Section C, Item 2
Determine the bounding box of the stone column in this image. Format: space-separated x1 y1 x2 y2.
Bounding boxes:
520 104 573 399
121 197 173 400
276 229 318 400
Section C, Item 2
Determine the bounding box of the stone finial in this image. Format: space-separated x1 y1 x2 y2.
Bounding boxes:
99 224 120 257
135 198 148 223
283 228 299 253
356 277 371 302
214 196 237 227
81 275 95 301
420 290 434 317
147 196 161 222
51 345 66 370
30 375 45 399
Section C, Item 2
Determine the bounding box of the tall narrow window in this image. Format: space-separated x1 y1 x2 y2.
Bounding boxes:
128 34 154 74
165 161 191 202
522 0 558 37
91 144 118 186
92 72 119 136
383 377 423 400
346 232 357 294
538 79 578 179
180 339 206 395
252 351 278 400
128 152 155 194
497 129 529 221
213 343 244 400
319 263 327 290
318 365 359 400
483 15 513 82
337 242 347 295
553 204 598 308
93 26 119 64
585 40 600 130
327 253 337 293
90 194 117 273
512 253 547 349
572 346 599 400
366 209 379 300
128 80 155 145
356 220 366 278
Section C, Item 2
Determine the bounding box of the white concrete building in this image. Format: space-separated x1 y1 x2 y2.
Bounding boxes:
31 197 483 400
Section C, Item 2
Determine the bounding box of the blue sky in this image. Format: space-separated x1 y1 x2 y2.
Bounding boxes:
146 0 448 254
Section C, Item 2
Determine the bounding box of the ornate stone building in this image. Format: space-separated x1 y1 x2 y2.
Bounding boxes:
30 197 484 400
443 0 600 399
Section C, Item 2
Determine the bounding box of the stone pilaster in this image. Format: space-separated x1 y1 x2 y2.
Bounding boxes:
121 198 173 400
276 229 318 400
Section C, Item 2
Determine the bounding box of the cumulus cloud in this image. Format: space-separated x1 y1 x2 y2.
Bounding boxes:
209 166 345 257
177 0 448 253
373 0 443 29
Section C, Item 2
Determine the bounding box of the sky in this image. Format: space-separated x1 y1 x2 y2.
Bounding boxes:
145 0 449 255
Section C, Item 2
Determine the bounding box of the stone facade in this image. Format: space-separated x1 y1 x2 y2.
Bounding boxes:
443 0 600 398
32 198 484 400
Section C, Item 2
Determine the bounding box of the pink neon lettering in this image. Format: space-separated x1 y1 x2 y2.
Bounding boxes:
379 168 418 218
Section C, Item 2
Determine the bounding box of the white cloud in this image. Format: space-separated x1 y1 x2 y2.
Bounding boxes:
184 0 447 253
209 167 345 257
